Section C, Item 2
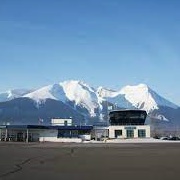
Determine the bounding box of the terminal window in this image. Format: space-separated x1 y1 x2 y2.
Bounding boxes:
115 130 122 138
138 129 146 138
126 130 134 138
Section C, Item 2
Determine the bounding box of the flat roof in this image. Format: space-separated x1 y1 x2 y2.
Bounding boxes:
0 125 93 130
109 109 147 113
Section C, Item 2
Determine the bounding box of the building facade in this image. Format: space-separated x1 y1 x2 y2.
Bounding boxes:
108 125 150 139
0 110 151 142
51 118 72 126
93 110 150 139
0 125 93 142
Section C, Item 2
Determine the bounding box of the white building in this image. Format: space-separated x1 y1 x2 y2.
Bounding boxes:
108 125 150 139
51 118 72 126
0 110 150 143
93 110 150 139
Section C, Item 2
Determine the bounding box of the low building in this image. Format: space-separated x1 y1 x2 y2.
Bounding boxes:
93 110 150 139
0 110 150 143
0 125 93 142
51 118 72 126
108 125 150 139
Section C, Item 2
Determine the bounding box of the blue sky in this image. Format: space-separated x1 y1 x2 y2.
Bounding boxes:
0 0 180 105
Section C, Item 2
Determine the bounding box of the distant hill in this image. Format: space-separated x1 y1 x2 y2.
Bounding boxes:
0 98 84 125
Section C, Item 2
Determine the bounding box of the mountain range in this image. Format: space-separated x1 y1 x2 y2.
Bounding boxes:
0 80 179 132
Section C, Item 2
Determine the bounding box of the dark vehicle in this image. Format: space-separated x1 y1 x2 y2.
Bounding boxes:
169 137 180 141
153 135 160 139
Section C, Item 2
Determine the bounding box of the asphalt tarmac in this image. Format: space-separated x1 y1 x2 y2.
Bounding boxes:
0 142 180 180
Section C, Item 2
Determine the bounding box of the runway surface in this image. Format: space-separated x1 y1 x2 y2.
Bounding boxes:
0 142 180 180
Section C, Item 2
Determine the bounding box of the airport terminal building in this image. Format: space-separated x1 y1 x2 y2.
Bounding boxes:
93 110 150 139
109 109 150 138
0 110 150 142
0 119 93 143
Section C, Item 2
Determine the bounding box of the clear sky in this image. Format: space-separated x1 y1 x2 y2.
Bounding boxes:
0 0 180 105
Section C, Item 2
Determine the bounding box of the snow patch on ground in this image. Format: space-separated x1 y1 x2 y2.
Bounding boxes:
84 138 180 143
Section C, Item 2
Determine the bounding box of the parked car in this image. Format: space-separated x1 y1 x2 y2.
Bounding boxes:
160 137 169 140
153 135 160 139
169 137 180 141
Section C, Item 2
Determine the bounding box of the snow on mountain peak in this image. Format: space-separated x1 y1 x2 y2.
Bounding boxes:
60 80 99 117
120 84 178 112
97 87 118 98
119 84 156 111
23 80 99 116
96 86 133 109
24 84 66 103
0 81 178 118
0 89 32 102
121 84 149 93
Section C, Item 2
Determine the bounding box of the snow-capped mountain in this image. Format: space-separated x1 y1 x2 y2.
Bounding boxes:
0 80 179 126
24 84 66 103
120 84 178 111
0 89 32 102
23 81 179 124
24 80 100 117
97 87 134 110
1 81 179 114
60 80 99 117
98 84 178 113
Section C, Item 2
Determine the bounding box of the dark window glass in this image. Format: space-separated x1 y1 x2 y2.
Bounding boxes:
78 130 91 135
115 130 122 138
126 130 134 138
138 129 146 138
58 130 71 138
109 110 147 125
